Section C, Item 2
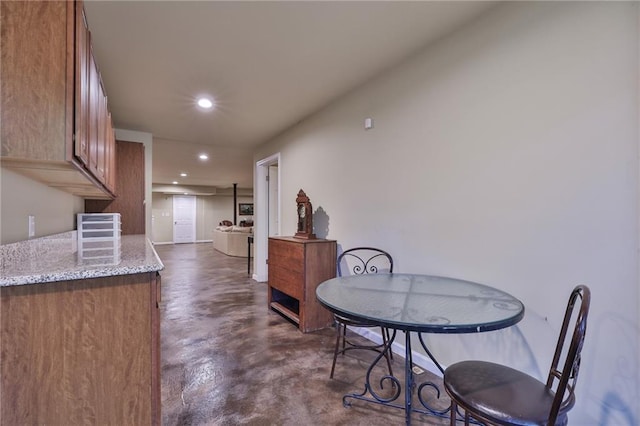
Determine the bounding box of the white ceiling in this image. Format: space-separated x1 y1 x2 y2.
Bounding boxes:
84 1 496 189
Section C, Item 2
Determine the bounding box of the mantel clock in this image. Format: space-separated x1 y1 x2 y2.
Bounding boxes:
294 189 316 239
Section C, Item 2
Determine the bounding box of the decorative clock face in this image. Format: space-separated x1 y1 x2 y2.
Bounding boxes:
297 203 306 232
294 189 316 239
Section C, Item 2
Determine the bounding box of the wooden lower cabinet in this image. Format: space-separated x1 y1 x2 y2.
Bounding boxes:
0 272 161 425
268 237 336 333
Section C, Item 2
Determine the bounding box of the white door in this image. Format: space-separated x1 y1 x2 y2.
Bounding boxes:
173 195 196 243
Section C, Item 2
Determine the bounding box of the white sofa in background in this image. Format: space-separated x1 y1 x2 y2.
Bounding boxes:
213 226 253 257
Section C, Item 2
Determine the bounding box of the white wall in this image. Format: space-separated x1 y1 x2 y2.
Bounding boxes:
151 193 174 243
254 2 639 424
0 168 84 244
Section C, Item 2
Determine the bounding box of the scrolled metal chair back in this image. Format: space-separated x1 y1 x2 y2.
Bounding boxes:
337 247 393 277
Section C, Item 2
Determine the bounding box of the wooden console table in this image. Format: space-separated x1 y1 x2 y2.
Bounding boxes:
267 236 336 332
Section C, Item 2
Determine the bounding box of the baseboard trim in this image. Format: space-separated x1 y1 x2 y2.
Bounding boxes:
152 240 213 245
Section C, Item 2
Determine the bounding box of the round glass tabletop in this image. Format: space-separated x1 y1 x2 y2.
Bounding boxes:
316 273 524 333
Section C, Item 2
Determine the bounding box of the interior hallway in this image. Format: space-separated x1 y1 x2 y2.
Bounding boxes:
156 242 449 425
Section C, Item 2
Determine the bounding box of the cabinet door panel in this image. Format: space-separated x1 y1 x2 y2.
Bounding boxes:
74 3 90 166
96 80 107 181
0 1 69 160
88 44 100 178
269 240 304 274
85 141 145 234
151 272 161 425
105 113 116 192
0 273 156 425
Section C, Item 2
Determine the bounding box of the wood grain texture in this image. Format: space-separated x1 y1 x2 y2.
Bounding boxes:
0 1 70 160
267 237 336 332
302 240 337 332
74 1 90 167
87 44 100 178
150 273 161 425
113 140 144 235
0 158 113 198
0 272 158 425
86 140 145 234
105 113 116 192
1 0 115 198
268 265 304 299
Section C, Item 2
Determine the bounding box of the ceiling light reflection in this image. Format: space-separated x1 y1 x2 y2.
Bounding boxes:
197 97 214 109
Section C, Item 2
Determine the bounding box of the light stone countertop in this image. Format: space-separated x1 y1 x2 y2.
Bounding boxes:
0 232 164 287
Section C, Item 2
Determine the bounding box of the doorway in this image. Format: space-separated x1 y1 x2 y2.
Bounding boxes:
173 195 196 244
255 153 281 282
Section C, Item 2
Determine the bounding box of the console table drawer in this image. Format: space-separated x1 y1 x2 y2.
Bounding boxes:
268 265 303 300
268 239 304 273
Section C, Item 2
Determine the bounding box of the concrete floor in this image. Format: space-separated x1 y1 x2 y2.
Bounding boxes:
156 242 451 425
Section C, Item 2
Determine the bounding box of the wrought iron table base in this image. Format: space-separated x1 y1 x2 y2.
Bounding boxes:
342 329 455 425
317 274 525 426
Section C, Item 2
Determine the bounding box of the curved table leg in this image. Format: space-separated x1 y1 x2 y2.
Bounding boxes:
341 330 455 425
343 329 402 409
405 331 413 424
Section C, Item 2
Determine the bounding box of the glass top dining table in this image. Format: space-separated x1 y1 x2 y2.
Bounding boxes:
316 273 524 333
316 273 525 425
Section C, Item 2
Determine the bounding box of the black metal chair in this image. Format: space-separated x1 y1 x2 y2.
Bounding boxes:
330 247 394 379
444 285 591 426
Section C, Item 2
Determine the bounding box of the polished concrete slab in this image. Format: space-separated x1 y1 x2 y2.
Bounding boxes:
156 242 450 425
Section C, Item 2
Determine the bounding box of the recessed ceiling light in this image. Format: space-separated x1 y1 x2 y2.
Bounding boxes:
172 181 178 185
180 173 187 177
199 154 209 160
196 97 214 109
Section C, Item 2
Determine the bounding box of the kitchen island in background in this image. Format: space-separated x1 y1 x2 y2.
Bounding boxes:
0 232 163 425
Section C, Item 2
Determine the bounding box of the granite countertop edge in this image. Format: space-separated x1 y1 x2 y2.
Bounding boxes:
1 232 164 287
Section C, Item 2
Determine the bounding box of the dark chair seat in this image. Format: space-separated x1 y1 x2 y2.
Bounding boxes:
443 285 590 426
444 360 569 425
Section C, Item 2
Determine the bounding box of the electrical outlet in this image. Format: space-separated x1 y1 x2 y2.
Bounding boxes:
28 215 35 238
411 365 425 375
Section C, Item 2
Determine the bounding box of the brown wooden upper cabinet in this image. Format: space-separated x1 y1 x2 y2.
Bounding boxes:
0 0 116 199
